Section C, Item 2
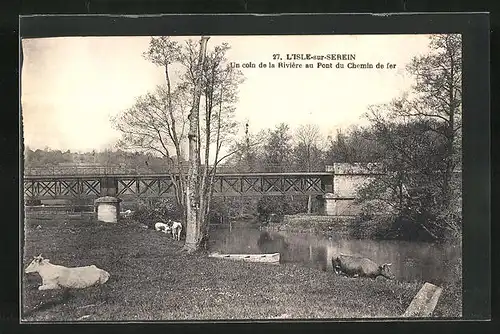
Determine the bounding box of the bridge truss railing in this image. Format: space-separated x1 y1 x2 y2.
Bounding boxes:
23 164 328 176
23 172 334 201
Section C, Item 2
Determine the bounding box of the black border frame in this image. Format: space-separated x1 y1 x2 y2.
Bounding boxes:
3 7 491 333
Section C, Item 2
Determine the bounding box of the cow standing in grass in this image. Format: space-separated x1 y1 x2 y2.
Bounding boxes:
170 220 183 241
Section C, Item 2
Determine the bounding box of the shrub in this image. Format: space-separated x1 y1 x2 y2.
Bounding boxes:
351 213 439 242
348 216 386 239
257 196 307 222
207 198 229 225
131 198 183 228
355 165 463 243
224 197 259 220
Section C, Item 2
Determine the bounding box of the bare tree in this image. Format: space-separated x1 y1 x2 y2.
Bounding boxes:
263 123 293 172
111 84 190 217
113 36 251 252
294 124 323 212
295 124 322 170
225 123 267 173
179 40 248 251
184 36 210 253
199 44 242 243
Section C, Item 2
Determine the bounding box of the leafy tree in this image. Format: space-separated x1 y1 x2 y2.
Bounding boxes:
356 34 462 242
405 34 462 206
325 126 383 164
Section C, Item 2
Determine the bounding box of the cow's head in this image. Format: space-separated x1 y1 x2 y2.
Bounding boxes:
378 263 394 279
331 256 342 274
25 254 48 273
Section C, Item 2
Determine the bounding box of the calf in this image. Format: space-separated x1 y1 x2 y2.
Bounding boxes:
24 254 110 293
154 222 171 234
331 254 393 280
170 220 183 241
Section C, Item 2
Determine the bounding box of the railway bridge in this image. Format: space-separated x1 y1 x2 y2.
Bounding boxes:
23 164 386 216
23 172 335 200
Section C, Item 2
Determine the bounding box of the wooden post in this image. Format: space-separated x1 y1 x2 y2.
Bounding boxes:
402 282 443 317
223 195 226 225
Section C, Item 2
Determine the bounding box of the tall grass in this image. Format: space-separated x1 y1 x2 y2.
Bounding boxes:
22 215 462 321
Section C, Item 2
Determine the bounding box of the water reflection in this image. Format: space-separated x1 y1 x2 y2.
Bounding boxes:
209 226 461 285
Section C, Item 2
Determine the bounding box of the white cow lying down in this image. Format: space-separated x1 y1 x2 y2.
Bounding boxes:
25 254 110 291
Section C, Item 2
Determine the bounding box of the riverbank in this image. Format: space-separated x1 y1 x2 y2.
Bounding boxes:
269 214 359 238
268 214 462 245
22 216 461 321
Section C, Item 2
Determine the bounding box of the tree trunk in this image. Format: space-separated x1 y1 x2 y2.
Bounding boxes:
307 195 313 214
199 78 215 249
183 36 210 253
443 53 456 208
164 60 187 222
307 145 312 213
203 86 225 238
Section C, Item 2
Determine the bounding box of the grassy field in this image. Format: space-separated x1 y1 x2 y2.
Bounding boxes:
21 215 461 321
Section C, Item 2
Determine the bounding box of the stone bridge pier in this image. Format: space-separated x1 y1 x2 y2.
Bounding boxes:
320 163 383 216
94 177 120 223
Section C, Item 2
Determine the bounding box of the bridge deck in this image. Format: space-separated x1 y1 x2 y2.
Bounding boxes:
23 172 333 180
23 172 334 200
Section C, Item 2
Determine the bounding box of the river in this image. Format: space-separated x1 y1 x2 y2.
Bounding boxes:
209 224 462 286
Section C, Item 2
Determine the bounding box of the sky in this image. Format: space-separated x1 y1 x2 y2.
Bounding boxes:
21 34 432 153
